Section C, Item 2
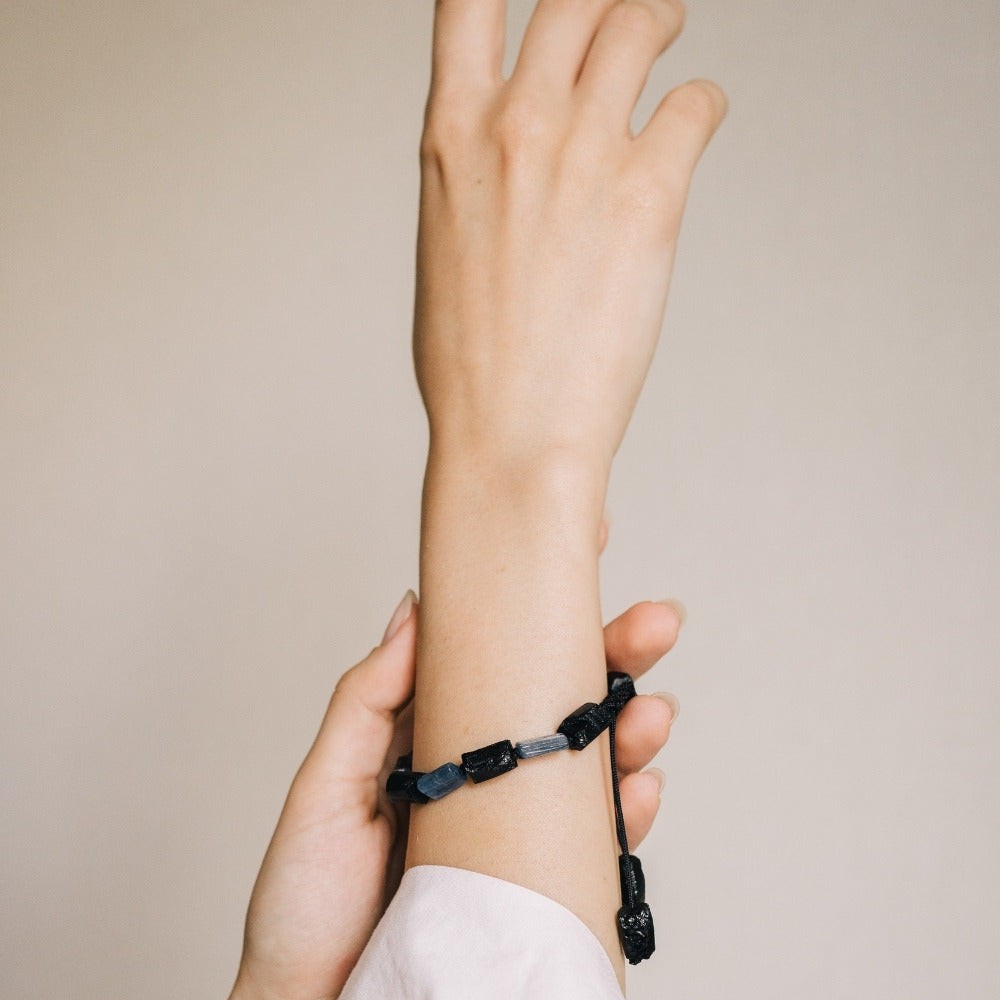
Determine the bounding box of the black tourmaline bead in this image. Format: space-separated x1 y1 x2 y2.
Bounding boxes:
393 753 413 772
604 672 637 715
616 902 655 964
617 852 646 907
386 768 430 804
461 739 518 783
557 701 613 750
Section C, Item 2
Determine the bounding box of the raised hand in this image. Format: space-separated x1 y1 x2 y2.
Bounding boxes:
415 0 726 477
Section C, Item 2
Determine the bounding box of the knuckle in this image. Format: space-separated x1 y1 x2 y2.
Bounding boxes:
608 0 685 38
332 655 374 703
490 94 551 152
418 129 444 168
420 106 472 160
611 1 662 37
420 99 479 163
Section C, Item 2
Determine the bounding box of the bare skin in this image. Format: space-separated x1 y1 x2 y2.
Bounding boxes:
230 1 725 996
229 518 687 1000
406 0 725 991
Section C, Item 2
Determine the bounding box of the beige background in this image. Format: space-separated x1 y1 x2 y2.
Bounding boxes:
2 2 998 998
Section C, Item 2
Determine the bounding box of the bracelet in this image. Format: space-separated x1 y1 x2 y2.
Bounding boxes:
385 669 656 965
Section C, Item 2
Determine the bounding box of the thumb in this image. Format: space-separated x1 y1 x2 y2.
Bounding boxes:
300 589 418 793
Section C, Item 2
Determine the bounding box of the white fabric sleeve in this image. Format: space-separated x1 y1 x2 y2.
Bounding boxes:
339 863 626 1000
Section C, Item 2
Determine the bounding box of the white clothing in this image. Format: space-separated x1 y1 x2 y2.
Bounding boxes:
339 864 626 999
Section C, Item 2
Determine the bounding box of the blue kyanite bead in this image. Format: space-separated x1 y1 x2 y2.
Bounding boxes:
461 739 518 783
386 769 430 804
514 733 570 759
557 701 612 750
415 761 467 799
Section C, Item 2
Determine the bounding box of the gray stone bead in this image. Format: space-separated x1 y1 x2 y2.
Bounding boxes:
514 733 570 759
415 761 466 799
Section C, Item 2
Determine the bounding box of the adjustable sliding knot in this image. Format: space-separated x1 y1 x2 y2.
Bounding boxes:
385 667 655 964
556 669 636 750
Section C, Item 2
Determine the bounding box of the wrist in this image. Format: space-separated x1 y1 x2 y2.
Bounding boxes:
425 433 609 528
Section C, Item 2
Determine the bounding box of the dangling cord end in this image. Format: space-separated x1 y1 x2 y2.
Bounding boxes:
607 689 656 964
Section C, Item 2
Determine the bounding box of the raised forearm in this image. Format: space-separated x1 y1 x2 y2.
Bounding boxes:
405 443 625 977
404 0 726 986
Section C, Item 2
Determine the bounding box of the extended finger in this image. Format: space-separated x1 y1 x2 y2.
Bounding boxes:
431 0 507 95
603 598 685 680
576 0 686 135
632 77 728 195
511 0 618 96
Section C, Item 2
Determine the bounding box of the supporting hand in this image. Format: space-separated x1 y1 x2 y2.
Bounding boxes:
230 521 686 1000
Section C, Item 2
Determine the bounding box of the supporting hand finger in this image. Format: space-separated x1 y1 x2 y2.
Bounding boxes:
296 591 419 808
430 0 506 96
613 692 677 775
618 767 665 849
604 598 686 680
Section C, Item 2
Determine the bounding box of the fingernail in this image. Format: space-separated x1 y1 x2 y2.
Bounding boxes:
644 767 666 794
657 598 687 626
651 691 680 722
382 589 417 645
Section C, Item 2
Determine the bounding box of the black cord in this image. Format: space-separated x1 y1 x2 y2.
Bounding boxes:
607 710 635 909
